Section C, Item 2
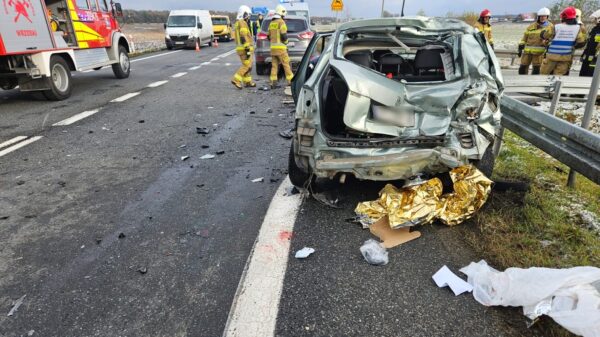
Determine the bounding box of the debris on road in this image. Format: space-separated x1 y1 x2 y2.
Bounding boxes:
216 150 225 155
181 156 190 161
360 239 388 266
201 145 210 149
279 128 294 139
118 233 126 239
260 86 270 91
284 87 292 96
267 108 273 113
432 265 473 296
200 154 215 160
7 294 26 317
179 144 187 148
285 186 300 196
196 127 210 135
138 120 145 123
355 165 492 229
460 260 600 337
137 267 148 275
282 99 294 105
295 247 315 259
224 113 235 117
369 216 421 248
312 192 340 209
249 111 256 114
251 177 264 183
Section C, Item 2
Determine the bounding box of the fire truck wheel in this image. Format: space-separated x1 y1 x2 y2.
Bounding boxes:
0 78 18 90
112 45 131 79
43 56 72 101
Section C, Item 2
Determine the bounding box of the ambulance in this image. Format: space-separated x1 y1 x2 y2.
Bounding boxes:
0 0 132 100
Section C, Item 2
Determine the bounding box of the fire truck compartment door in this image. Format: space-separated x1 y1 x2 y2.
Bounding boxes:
0 0 54 54
74 48 110 70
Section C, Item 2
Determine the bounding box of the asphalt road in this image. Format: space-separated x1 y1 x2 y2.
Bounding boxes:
1 45 534 337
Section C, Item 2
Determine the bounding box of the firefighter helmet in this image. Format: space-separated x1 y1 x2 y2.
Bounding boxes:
237 5 251 20
275 5 287 17
480 9 491 17
575 8 583 24
537 7 551 16
591 9 600 23
560 7 577 20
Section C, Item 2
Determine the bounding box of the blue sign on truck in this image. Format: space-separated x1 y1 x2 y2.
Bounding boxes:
251 6 269 15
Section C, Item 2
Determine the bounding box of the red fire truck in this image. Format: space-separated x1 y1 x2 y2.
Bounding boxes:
0 0 131 100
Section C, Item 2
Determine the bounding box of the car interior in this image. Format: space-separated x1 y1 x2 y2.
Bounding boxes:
319 40 454 139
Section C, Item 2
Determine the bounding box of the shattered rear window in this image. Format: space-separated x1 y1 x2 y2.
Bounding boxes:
336 27 462 83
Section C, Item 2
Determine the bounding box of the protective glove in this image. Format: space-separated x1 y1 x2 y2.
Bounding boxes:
517 45 524 57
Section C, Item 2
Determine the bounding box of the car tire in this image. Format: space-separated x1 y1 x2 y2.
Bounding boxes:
288 142 313 188
256 63 269 76
208 38 213 47
0 78 18 90
474 143 496 178
93 67 102 71
42 55 72 101
167 45 173 50
112 45 130 79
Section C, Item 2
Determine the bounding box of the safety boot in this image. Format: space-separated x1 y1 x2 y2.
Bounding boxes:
231 80 243 90
245 82 257 88
532 66 541 75
518 65 529 75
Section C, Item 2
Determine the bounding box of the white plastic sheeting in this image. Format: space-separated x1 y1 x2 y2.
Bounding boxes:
460 260 600 337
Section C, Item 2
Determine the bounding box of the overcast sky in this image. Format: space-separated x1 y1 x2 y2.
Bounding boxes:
122 0 553 17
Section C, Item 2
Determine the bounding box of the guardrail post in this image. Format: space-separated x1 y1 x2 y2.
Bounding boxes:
549 80 563 116
492 127 504 157
567 54 600 188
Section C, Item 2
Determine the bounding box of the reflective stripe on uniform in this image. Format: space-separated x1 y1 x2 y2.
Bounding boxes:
595 34 600 42
234 73 243 81
524 45 546 54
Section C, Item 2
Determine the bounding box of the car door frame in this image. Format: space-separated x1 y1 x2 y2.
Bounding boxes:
291 31 333 103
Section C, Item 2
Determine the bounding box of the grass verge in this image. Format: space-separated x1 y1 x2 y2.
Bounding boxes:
463 130 600 336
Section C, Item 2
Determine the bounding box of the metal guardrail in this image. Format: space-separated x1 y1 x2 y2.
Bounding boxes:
500 96 600 184
494 49 583 66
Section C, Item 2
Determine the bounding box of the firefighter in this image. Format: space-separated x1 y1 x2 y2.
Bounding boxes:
231 5 256 89
251 13 264 41
269 5 294 89
517 8 553 75
474 9 494 49
580 9 600 77
540 7 586 75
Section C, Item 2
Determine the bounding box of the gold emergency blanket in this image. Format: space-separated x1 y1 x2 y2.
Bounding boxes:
355 165 493 229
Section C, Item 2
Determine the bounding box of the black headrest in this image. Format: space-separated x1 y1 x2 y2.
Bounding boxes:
415 49 444 70
379 53 404 66
346 51 373 68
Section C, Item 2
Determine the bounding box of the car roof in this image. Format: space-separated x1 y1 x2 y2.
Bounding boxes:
264 15 307 22
338 17 475 33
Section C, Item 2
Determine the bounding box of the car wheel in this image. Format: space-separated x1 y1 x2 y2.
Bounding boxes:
256 63 269 76
288 142 313 188
208 38 213 47
112 45 130 79
93 67 102 71
43 55 72 101
167 45 173 50
474 143 495 178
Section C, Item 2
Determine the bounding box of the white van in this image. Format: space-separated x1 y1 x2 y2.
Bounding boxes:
165 10 214 49
282 2 313 25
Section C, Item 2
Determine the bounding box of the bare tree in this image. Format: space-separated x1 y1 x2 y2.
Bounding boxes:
549 0 600 20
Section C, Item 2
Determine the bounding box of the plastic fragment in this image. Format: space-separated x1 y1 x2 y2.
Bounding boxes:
360 239 388 266
295 247 315 259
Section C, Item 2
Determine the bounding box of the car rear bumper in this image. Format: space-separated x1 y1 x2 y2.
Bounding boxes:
255 51 305 64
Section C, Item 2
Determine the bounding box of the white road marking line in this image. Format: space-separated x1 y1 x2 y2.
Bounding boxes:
210 57 219 62
225 63 232 66
53 109 100 126
223 177 303 337
171 72 187 78
201 61 211 65
147 80 169 88
131 50 182 63
111 92 141 103
0 136 43 158
0 136 28 150
217 49 237 58
188 65 202 70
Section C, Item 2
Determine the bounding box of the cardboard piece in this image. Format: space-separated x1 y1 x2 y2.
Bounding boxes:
369 216 421 248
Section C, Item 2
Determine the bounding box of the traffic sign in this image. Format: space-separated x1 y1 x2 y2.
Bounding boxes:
331 0 343 12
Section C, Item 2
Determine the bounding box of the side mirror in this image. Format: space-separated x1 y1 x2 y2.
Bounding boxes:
163 23 167 29
113 3 123 17
197 22 203 29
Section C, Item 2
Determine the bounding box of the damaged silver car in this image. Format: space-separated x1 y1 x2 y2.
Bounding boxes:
288 17 504 188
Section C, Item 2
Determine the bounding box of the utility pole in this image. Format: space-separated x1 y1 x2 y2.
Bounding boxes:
401 0 406 17
381 0 385 17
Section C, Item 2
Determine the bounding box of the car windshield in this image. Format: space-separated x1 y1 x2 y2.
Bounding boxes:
167 16 196 27
261 18 308 33
286 10 308 20
212 18 228 25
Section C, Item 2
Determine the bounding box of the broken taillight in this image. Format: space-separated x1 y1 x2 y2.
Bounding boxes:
257 32 268 40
